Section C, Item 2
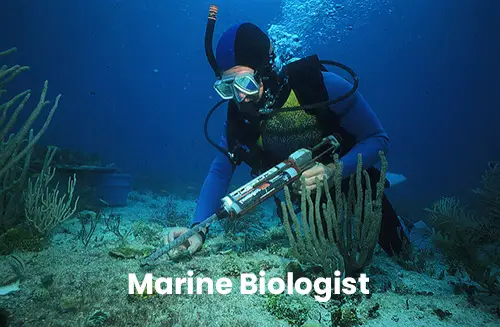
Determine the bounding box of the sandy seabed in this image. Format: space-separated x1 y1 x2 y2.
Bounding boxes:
1 191 499 327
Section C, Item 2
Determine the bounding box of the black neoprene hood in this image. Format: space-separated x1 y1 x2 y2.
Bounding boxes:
215 22 271 72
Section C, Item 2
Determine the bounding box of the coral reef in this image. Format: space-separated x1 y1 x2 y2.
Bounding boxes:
425 162 500 294
1 191 499 326
24 147 79 235
0 48 60 231
281 152 387 277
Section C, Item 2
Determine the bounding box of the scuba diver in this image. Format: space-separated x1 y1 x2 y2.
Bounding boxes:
165 10 408 257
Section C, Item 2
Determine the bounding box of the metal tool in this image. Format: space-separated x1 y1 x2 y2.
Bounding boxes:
140 135 340 267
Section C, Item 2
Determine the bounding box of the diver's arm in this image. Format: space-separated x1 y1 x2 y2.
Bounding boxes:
191 121 236 229
322 72 391 177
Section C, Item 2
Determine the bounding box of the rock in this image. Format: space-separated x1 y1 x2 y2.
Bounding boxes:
0 257 20 287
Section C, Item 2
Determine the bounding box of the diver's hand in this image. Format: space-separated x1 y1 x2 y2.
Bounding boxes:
164 227 204 256
294 162 334 193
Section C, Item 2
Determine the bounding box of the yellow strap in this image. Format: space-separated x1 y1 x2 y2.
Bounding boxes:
283 90 300 108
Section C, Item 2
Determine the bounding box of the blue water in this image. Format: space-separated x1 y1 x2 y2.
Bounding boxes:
1 0 498 220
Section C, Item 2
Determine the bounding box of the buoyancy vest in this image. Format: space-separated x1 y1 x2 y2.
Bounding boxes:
226 55 357 175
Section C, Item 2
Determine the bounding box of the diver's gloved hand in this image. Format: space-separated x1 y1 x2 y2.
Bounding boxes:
164 227 204 257
293 162 334 193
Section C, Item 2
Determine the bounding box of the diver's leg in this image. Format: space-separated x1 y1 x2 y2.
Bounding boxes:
378 194 407 256
362 167 407 256
274 195 285 223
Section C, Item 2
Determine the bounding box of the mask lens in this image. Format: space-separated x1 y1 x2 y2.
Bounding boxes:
234 75 259 94
213 80 234 99
213 73 260 101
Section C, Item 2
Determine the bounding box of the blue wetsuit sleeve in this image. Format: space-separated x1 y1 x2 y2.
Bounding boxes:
322 72 391 177
191 121 235 226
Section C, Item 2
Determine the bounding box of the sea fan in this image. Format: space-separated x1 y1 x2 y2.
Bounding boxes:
426 162 500 294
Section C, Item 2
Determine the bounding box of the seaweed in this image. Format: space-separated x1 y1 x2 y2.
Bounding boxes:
281 152 387 277
330 306 360 327
0 48 60 230
367 303 380 318
79 210 101 247
433 308 452 320
265 293 311 326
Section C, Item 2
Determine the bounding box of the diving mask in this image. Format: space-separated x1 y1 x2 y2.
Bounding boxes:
213 72 261 103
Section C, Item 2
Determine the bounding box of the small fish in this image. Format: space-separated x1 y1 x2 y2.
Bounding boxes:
153 68 159 73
